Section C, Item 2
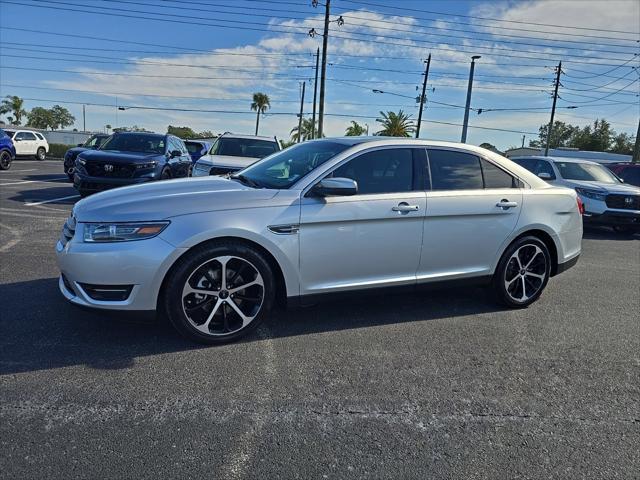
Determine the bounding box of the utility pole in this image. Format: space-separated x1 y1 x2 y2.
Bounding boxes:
415 53 431 139
82 104 86 132
297 81 306 143
521 135 525 148
461 55 481 143
317 0 330 138
632 118 639 163
545 61 562 157
311 47 319 140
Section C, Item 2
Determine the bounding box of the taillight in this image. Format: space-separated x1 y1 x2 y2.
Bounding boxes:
576 196 585 215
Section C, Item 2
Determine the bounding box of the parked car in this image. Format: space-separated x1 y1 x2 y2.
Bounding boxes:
0 128 16 170
606 162 640 187
511 156 640 234
64 133 110 181
184 139 211 164
192 133 280 177
57 138 582 344
3 129 49 160
73 132 192 197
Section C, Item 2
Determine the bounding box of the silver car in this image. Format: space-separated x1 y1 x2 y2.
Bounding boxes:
57 138 583 343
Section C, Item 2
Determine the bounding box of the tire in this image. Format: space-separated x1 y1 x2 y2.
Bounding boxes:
36 147 46 161
187 164 193 177
163 241 276 344
160 167 172 180
0 150 12 170
492 236 551 308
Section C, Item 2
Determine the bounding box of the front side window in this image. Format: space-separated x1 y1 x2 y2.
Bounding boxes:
35 133 45 140
331 148 414 195
84 136 99 147
17 132 37 141
100 134 166 154
556 161 620 184
212 138 278 159
238 141 351 189
428 149 483 190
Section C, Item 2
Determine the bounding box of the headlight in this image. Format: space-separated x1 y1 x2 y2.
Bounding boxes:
575 187 607 201
135 162 157 170
83 221 169 242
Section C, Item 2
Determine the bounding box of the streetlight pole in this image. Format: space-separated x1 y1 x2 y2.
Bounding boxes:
317 0 330 138
82 104 86 132
311 47 319 139
461 55 481 143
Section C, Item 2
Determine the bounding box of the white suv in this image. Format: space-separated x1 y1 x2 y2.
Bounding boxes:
192 133 279 177
3 129 49 160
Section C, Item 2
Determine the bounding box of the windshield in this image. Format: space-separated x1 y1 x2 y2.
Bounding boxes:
556 161 620 184
236 141 351 189
211 137 278 159
100 134 165 154
185 142 204 154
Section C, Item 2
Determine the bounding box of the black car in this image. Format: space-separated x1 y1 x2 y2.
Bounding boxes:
64 133 110 181
73 132 192 197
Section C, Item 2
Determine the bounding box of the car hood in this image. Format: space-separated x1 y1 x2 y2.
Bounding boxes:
73 176 280 222
79 149 159 163
66 146 87 156
196 154 260 169
563 179 640 195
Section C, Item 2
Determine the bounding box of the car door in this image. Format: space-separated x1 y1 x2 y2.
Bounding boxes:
165 137 182 176
419 148 523 281
14 132 33 155
299 147 427 295
176 138 193 176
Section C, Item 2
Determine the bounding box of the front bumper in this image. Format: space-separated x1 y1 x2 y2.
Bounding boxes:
73 172 155 193
56 233 186 311
583 210 640 228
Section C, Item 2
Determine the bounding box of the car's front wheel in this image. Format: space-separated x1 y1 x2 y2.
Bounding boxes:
0 150 12 170
164 242 275 344
492 236 551 308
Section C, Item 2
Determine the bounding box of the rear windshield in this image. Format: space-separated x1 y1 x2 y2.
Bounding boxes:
211 137 278 159
556 161 620 184
100 134 166 154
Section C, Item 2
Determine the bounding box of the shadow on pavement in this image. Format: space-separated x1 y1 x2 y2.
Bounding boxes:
0 277 503 375
583 226 639 241
9 186 79 205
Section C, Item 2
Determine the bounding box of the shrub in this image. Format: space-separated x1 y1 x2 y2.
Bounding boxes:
48 143 73 159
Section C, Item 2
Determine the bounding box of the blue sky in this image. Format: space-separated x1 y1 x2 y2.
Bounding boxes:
0 0 638 149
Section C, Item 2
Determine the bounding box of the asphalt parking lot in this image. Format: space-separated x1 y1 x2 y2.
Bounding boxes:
0 160 638 479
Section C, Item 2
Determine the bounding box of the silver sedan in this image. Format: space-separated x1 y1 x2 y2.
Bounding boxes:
56 138 582 343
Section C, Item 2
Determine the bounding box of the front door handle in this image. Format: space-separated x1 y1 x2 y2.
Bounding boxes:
392 202 420 213
496 199 518 209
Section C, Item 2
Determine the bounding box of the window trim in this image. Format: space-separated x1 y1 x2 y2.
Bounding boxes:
304 145 426 197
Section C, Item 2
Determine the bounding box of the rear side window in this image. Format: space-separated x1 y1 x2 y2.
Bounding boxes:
35 133 45 140
481 158 518 188
427 149 483 190
619 167 640 186
333 148 414 195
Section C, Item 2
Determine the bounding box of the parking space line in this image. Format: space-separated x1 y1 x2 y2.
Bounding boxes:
0 177 68 186
25 195 80 206
2 169 38 173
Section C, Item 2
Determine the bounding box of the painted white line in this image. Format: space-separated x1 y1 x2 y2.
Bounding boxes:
2 168 38 172
0 223 22 253
25 194 80 206
0 177 68 186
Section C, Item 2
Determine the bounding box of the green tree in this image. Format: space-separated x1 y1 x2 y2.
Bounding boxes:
198 130 215 138
345 121 366 136
610 132 634 155
0 95 27 125
49 105 75 130
375 110 414 137
290 117 319 142
113 125 148 132
26 107 54 129
168 125 197 138
279 139 296 149
250 92 270 136
529 120 577 149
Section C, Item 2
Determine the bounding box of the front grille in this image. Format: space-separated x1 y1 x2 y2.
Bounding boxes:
78 283 133 301
606 194 640 210
85 161 135 178
210 166 237 176
60 215 76 246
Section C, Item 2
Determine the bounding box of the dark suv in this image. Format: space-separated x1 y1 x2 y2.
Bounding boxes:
0 128 16 170
606 163 640 187
73 132 192 197
64 133 110 181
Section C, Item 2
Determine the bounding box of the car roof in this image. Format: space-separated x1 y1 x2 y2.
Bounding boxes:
113 131 163 138
219 133 276 141
511 155 601 165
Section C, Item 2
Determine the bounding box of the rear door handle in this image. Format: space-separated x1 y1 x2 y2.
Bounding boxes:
496 199 518 209
392 202 420 213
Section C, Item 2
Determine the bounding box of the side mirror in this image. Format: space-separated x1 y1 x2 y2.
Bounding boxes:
537 172 552 180
311 177 358 196
14 138 21 142
170 149 182 158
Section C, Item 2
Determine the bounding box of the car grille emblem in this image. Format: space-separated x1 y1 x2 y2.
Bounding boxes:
104 164 114 172
624 197 633 204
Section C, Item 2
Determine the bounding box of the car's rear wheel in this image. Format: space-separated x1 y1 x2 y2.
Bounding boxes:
0 150 12 170
493 236 551 308
164 242 275 344
36 147 46 161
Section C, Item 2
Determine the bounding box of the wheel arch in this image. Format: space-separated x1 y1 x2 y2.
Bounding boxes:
495 227 560 277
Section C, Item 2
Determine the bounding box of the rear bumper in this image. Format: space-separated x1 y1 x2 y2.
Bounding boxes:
556 253 580 275
583 210 640 227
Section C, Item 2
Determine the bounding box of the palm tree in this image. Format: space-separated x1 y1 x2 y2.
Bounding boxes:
375 110 415 137
345 121 366 136
0 95 27 125
290 117 319 142
250 92 270 135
